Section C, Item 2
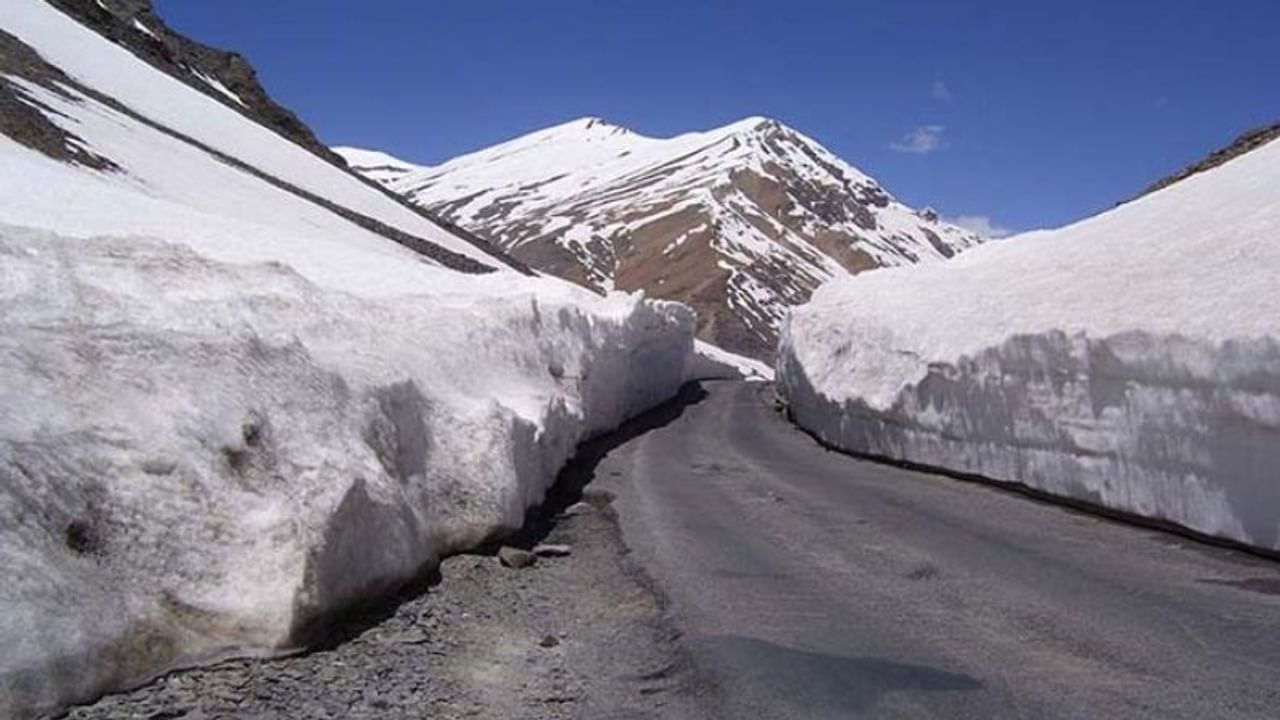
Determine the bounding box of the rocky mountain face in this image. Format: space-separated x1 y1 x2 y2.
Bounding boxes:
339 118 983 359
47 0 339 163
1129 120 1280 201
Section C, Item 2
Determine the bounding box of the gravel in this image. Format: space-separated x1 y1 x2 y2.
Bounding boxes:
61 489 715 719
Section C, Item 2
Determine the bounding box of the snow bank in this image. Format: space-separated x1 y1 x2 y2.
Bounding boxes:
0 224 693 716
779 136 1280 552
687 340 774 382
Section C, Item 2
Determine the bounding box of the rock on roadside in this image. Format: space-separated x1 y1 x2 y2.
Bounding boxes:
497 546 537 569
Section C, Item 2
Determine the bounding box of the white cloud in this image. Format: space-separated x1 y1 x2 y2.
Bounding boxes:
890 125 946 155
931 80 952 101
946 214 1013 239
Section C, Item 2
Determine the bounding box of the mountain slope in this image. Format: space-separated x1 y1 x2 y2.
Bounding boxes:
0 5 511 278
338 117 983 358
4 0 530 275
1128 120 1280 201
47 0 341 164
779 125 1280 552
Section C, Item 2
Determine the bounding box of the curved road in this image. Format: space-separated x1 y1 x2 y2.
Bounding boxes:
597 381 1280 719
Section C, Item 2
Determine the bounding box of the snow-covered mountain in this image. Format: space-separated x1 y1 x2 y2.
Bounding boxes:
338 117 983 359
779 125 1280 552
0 1 704 716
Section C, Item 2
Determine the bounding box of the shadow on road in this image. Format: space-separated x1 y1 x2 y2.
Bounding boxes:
496 380 711 550
294 381 710 651
697 635 982 714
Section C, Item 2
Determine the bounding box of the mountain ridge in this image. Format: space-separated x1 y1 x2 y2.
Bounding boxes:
1128 120 1280 202
340 116 984 359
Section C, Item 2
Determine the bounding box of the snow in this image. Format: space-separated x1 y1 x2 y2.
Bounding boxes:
191 68 246 107
0 1 700 715
0 0 499 268
339 115 983 353
337 116 981 274
130 18 156 40
332 145 417 184
687 340 775 382
778 135 1280 552
334 146 416 170
0 78 456 298
0 225 695 717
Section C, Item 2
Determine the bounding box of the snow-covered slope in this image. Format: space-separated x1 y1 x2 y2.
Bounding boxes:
0 1 697 716
338 117 983 359
46 0 346 167
0 0 520 279
337 145 419 186
779 130 1280 552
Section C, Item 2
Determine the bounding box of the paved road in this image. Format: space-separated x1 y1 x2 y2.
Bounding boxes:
596 381 1280 719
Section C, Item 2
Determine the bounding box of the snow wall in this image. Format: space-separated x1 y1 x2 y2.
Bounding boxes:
780 327 1280 550
778 138 1280 556
0 225 695 717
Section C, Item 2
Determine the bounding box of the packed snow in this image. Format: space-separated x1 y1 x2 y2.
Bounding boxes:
334 145 418 185
0 225 695 717
779 134 1280 552
687 340 775 382
0 1 701 716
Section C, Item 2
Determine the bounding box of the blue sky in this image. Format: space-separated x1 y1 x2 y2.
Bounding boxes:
157 0 1280 234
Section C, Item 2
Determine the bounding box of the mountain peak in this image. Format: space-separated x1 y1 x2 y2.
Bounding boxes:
715 115 784 137
347 118 984 358
568 116 631 137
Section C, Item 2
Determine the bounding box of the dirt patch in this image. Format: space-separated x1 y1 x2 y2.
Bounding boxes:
730 166 792 220
809 228 880 274
512 234 599 288
610 208 778 358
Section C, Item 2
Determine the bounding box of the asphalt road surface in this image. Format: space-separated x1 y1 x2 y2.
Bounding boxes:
596 381 1280 719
